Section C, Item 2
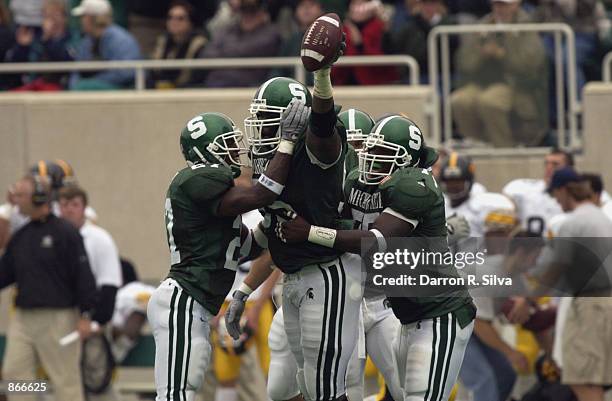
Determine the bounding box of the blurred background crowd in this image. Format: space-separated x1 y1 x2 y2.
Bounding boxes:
1 0 611 147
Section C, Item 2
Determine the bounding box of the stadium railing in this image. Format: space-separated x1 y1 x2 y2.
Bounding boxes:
427 23 579 154
604 51 612 82
0 55 421 90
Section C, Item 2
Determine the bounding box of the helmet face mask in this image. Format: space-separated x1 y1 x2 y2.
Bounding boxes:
357 115 424 185
440 178 471 201
347 129 369 151
244 105 283 157
180 113 248 177
207 129 249 168
245 77 312 157
358 134 412 185
339 108 376 152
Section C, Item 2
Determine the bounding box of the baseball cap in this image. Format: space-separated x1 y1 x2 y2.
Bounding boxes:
72 0 112 16
548 167 582 192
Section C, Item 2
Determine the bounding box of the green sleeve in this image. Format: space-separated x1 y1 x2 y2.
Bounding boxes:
382 173 437 221
180 167 234 214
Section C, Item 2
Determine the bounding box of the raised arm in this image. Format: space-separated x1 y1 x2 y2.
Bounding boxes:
216 99 311 217
305 37 346 166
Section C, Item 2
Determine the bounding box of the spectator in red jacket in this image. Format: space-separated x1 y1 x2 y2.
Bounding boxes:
332 0 398 85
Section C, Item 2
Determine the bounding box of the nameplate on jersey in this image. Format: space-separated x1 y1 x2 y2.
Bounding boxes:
347 187 383 212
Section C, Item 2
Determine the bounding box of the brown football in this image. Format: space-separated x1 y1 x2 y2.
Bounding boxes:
300 13 342 72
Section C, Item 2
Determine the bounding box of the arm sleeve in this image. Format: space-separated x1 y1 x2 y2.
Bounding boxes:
92 285 118 324
93 230 123 288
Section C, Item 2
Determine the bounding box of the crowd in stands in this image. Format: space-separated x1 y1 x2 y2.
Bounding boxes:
1 0 611 88
0 0 612 146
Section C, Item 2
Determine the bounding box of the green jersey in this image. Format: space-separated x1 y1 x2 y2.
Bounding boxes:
344 167 474 325
260 122 348 273
164 164 242 315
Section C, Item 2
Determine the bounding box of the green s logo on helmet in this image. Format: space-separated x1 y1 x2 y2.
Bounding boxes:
244 77 312 157
358 115 425 185
179 112 248 177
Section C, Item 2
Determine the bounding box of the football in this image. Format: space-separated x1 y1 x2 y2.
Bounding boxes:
300 13 343 72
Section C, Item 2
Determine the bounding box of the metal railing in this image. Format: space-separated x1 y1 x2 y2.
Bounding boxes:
603 51 612 82
428 23 579 152
0 55 420 90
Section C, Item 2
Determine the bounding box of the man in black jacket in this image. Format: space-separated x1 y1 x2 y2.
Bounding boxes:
0 175 96 401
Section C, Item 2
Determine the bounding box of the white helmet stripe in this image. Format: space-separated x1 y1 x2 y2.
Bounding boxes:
257 77 282 100
373 115 399 135
348 108 356 131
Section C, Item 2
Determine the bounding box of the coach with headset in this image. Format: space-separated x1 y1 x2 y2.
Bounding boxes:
0 175 97 401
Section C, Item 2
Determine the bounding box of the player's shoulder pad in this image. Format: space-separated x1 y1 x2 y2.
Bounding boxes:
381 168 438 216
178 164 234 200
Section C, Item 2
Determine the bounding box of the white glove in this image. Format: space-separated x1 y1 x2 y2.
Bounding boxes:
279 98 311 142
225 290 248 340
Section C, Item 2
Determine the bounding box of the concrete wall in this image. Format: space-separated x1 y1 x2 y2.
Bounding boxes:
1 83 610 284
0 86 431 282
581 82 612 190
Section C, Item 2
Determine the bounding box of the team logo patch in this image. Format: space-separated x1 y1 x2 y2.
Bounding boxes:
40 235 53 248
306 288 315 300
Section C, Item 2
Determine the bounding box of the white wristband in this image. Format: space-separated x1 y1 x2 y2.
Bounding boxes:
258 174 284 195
313 68 332 99
278 139 295 155
308 225 337 248
238 282 253 296
369 229 387 252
